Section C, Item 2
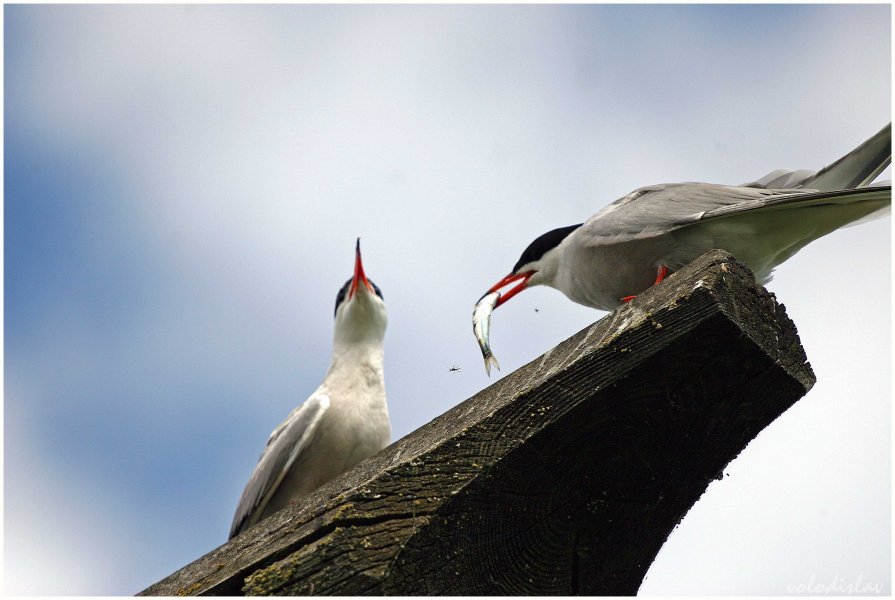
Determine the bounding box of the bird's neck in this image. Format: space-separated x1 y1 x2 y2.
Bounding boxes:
531 239 568 289
327 338 385 380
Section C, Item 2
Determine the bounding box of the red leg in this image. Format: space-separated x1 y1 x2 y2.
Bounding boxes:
620 265 671 303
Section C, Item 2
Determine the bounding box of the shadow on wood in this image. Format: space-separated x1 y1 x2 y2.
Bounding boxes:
139 249 815 596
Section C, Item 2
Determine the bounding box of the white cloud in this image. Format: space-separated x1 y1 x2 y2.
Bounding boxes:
3 380 144 595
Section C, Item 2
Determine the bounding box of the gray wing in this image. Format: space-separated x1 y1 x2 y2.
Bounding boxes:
743 123 891 191
581 124 891 246
580 183 793 244
581 183 891 245
229 393 330 539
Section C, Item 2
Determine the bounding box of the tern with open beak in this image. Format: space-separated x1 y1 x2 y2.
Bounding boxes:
230 239 390 539
474 124 891 372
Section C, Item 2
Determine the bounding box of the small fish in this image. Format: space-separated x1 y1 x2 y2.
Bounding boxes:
472 291 501 376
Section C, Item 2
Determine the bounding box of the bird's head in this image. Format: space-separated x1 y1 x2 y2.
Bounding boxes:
482 224 582 308
333 239 387 344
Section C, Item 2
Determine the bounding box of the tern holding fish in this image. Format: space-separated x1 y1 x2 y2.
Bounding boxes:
473 124 891 373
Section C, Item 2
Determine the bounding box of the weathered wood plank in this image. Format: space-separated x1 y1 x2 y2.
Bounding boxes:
139 249 814 596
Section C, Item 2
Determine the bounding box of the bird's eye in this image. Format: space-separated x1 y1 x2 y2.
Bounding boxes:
370 280 384 300
334 279 352 317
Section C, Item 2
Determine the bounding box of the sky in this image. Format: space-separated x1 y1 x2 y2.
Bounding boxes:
3 4 891 596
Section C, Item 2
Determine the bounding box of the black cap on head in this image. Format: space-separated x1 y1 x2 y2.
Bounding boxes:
334 278 384 317
511 224 582 273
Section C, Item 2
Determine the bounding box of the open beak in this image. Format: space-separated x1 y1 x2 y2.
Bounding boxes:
349 238 374 299
482 271 534 308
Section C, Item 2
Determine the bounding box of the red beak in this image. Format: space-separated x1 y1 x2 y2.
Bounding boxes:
349 238 373 298
484 271 534 307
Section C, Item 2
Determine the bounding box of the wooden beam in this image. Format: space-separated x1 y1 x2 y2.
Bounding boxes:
139 249 814 596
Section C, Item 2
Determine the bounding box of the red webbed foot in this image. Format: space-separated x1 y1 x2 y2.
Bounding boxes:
619 265 671 304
